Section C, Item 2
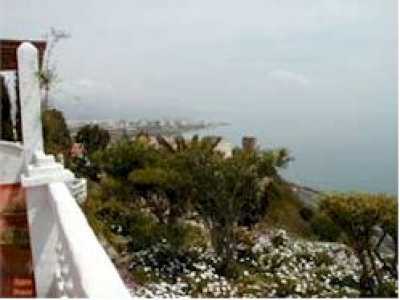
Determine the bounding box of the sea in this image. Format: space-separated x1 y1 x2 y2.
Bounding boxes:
61 97 398 196
189 118 398 196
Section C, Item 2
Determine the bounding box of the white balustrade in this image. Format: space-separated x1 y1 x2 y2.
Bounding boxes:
48 182 131 298
22 152 131 298
7 41 133 298
66 178 87 205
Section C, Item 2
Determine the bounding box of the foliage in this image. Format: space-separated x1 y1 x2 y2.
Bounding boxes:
75 124 110 156
42 109 72 155
310 213 341 242
80 133 398 298
321 193 397 297
299 206 314 222
88 136 293 277
184 148 291 275
71 124 111 181
156 134 222 154
93 140 160 178
128 165 192 224
68 156 101 182
131 229 389 298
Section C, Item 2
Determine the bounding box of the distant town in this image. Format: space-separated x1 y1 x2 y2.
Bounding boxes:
67 119 229 142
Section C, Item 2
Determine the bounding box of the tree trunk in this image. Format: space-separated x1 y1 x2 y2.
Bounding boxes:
358 250 372 297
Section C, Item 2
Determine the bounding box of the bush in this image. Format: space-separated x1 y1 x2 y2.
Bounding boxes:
92 140 161 179
311 213 341 242
321 193 397 296
96 200 208 254
75 124 110 156
42 109 72 155
177 222 208 250
299 206 314 222
126 211 162 251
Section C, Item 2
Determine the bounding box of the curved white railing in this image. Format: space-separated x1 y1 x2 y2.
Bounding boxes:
66 178 87 205
4 42 131 298
47 182 131 298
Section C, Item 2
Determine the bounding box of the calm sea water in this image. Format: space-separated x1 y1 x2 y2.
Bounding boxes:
63 94 397 196
191 116 398 196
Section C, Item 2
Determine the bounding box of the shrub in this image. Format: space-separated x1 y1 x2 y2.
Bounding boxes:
299 206 314 222
310 213 341 242
321 193 397 296
75 124 110 156
92 140 161 179
131 228 367 298
126 211 162 251
160 222 208 253
42 109 72 155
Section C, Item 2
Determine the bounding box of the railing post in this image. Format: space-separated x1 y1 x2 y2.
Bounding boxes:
16 42 75 297
22 153 75 298
15 41 128 299
17 42 44 168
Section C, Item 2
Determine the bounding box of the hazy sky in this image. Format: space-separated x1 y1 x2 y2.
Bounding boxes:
1 0 397 121
1 1 398 192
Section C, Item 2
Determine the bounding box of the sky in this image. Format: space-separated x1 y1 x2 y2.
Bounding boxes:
1 0 397 120
1 0 398 193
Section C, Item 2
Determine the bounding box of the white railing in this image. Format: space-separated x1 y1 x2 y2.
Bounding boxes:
1 42 131 299
48 182 131 298
66 178 87 205
22 152 131 298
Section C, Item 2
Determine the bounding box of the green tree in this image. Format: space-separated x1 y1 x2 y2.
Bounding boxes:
90 135 293 277
186 147 291 275
321 193 397 297
75 124 110 156
156 134 222 154
93 139 160 179
128 135 222 224
129 166 191 224
42 109 72 156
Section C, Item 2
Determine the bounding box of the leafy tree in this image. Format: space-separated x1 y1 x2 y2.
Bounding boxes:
185 147 291 275
90 135 293 277
127 136 222 224
42 109 72 156
310 213 341 242
93 140 160 179
129 165 192 224
156 134 222 154
321 193 397 297
87 140 162 218
75 124 110 156
69 155 101 182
